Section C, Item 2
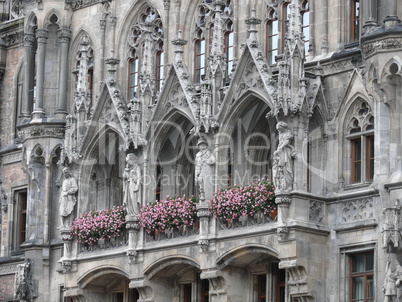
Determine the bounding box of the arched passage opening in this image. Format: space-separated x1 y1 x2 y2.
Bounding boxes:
144 256 203 302
216 245 283 302
69 267 139 302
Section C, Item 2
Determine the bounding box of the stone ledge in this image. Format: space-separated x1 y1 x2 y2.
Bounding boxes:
333 219 377 233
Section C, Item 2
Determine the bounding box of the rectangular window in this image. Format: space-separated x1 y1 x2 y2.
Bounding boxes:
350 252 374 302
183 283 192 302
155 51 164 93
195 39 206 82
201 279 209 302
351 138 362 183
351 0 360 41
282 3 291 49
257 274 267 302
129 58 139 99
225 32 234 76
301 0 310 55
17 190 27 246
267 19 278 65
366 135 374 181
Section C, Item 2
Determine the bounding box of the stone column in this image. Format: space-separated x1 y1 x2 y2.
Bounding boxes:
56 28 72 119
32 29 49 118
126 217 140 263
360 0 377 35
21 33 36 118
384 0 401 28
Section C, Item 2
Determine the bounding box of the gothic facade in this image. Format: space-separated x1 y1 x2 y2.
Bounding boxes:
0 0 401 301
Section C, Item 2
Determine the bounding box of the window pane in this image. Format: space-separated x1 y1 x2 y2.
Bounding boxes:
352 254 365 272
367 275 374 298
365 252 374 271
303 11 309 27
352 277 364 299
270 20 278 35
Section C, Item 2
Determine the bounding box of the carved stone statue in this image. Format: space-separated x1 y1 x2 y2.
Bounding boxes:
272 121 296 194
14 260 31 300
195 137 215 201
383 253 402 302
123 153 141 217
59 167 78 227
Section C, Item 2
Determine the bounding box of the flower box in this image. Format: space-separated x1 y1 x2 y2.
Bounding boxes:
210 179 276 226
70 206 127 246
139 195 198 237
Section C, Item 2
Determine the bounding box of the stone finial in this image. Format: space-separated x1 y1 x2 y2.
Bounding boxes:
172 30 187 61
245 8 261 43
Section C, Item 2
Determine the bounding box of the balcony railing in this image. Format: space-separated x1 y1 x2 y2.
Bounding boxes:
78 230 128 253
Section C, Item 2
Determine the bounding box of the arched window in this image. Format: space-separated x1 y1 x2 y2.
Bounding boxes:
266 10 278 65
346 101 374 184
301 0 310 55
73 39 94 96
128 5 164 98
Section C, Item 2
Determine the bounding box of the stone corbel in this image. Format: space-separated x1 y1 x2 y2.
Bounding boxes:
279 260 313 301
129 279 153 302
276 195 291 240
200 270 226 299
64 288 86 302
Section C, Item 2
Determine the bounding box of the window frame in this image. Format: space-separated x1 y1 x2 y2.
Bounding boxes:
301 0 310 55
11 188 28 253
201 279 209 302
349 251 374 302
224 28 234 77
128 57 139 99
350 0 360 42
155 49 164 93
266 12 279 65
194 37 206 83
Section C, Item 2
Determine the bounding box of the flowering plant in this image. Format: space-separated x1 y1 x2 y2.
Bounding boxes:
139 195 197 233
70 206 127 245
209 179 276 221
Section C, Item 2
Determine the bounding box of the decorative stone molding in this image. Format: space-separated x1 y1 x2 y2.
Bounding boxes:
1 30 23 47
58 28 72 43
277 226 289 240
61 260 72 273
0 180 7 213
198 239 209 253
275 196 291 206
35 29 49 43
11 0 23 19
383 205 402 252
17 126 65 142
0 263 20 276
279 261 313 301
1 151 22 165
126 250 137 263
14 260 33 300
65 0 104 11
363 37 402 57
341 198 374 223
309 200 324 223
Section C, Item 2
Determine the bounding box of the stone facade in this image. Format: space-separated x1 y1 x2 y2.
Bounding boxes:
0 0 401 301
